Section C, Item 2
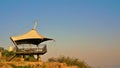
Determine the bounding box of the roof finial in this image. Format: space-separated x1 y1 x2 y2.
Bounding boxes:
33 20 38 30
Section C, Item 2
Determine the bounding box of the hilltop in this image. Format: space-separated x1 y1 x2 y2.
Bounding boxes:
0 48 91 68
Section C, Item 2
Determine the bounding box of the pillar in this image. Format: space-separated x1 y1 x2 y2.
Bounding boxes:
37 54 41 61
0 52 1 58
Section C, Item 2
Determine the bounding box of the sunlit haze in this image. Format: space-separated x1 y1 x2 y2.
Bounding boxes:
0 0 120 68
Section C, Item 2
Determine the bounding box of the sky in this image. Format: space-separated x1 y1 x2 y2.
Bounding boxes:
0 0 120 68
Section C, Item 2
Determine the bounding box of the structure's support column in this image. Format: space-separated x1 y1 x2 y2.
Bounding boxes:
0 52 1 58
37 54 41 61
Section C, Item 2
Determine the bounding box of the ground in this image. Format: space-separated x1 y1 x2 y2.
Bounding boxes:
0 61 77 68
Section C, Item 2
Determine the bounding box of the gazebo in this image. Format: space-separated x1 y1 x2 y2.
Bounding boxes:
9 20 53 61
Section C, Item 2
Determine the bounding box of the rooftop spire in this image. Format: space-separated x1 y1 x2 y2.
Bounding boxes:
33 20 38 30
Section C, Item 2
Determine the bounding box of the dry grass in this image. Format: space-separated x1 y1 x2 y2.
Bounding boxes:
0 61 77 68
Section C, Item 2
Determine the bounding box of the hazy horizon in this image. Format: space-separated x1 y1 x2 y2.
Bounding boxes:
0 0 120 68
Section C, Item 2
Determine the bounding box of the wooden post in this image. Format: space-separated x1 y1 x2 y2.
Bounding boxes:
37 54 41 61
0 52 1 58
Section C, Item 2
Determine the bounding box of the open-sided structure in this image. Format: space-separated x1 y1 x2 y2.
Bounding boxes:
9 21 53 61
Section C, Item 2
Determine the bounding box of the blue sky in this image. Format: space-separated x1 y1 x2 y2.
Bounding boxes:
0 0 120 68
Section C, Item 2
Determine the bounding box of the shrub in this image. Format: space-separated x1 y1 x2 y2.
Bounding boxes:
48 56 91 68
24 55 36 61
48 57 56 62
2 50 15 57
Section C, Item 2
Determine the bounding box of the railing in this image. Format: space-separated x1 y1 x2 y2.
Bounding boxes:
16 44 47 53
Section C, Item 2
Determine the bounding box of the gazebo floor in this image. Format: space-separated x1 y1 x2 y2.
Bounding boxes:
16 51 47 55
